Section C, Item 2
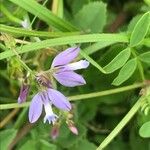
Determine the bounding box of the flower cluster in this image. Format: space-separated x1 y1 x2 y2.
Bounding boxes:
18 47 89 125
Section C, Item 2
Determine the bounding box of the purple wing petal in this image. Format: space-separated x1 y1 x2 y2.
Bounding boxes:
54 71 86 87
47 89 71 111
64 60 89 71
51 47 80 67
29 93 43 123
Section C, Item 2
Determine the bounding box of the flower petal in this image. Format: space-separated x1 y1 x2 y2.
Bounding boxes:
18 84 29 104
54 71 86 87
51 47 80 67
47 89 71 111
29 93 43 123
64 60 89 71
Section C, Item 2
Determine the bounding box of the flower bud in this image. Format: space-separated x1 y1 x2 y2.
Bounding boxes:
51 124 59 139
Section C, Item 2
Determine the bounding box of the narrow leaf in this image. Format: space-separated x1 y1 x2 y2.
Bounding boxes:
112 58 137 86
130 11 150 47
8 0 77 31
0 24 80 38
80 50 106 74
103 48 131 73
139 121 150 138
139 51 150 64
0 33 128 60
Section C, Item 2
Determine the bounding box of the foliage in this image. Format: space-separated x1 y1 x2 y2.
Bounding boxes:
0 0 150 150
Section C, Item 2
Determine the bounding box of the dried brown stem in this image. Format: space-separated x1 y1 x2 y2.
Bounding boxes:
8 123 34 150
0 109 19 128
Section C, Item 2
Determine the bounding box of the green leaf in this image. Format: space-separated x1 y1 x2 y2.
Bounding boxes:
0 33 128 60
71 140 97 150
39 140 56 150
130 11 150 47
8 0 77 31
103 48 131 73
139 121 150 138
112 58 137 86
82 41 117 56
19 140 36 150
80 50 106 74
139 51 150 64
74 2 107 33
0 129 17 150
0 24 80 38
57 123 86 148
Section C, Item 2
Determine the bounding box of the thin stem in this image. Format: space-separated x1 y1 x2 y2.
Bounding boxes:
0 108 19 128
0 82 147 110
17 58 33 74
96 96 144 150
131 48 145 81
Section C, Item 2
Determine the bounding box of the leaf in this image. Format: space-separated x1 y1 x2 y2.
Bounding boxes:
0 24 80 38
72 0 89 14
0 33 128 60
82 41 117 56
39 140 56 150
112 58 137 86
139 51 150 64
19 140 36 150
103 48 131 73
80 50 106 74
71 140 97 150
139 121 150 138
0 129 17 150
130 11 150 47
8 0 77 31
128 15 142 33
74 2 107 33
57 123 86 148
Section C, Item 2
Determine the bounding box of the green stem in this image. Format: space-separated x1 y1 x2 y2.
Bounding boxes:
16 57 33 74
0 82 146 110
131 48 145 81
1 4 22 24
96 96 144 150
14 108 28 129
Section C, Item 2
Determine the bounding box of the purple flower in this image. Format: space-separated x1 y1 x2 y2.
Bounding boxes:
18 83 29 104
51 47 89 87
29 89 71 124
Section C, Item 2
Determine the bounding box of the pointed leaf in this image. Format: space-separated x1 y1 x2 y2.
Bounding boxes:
103 48 131 73
130 12 150 47
112 58 137 86
139 51 150 64
8 0 77 31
